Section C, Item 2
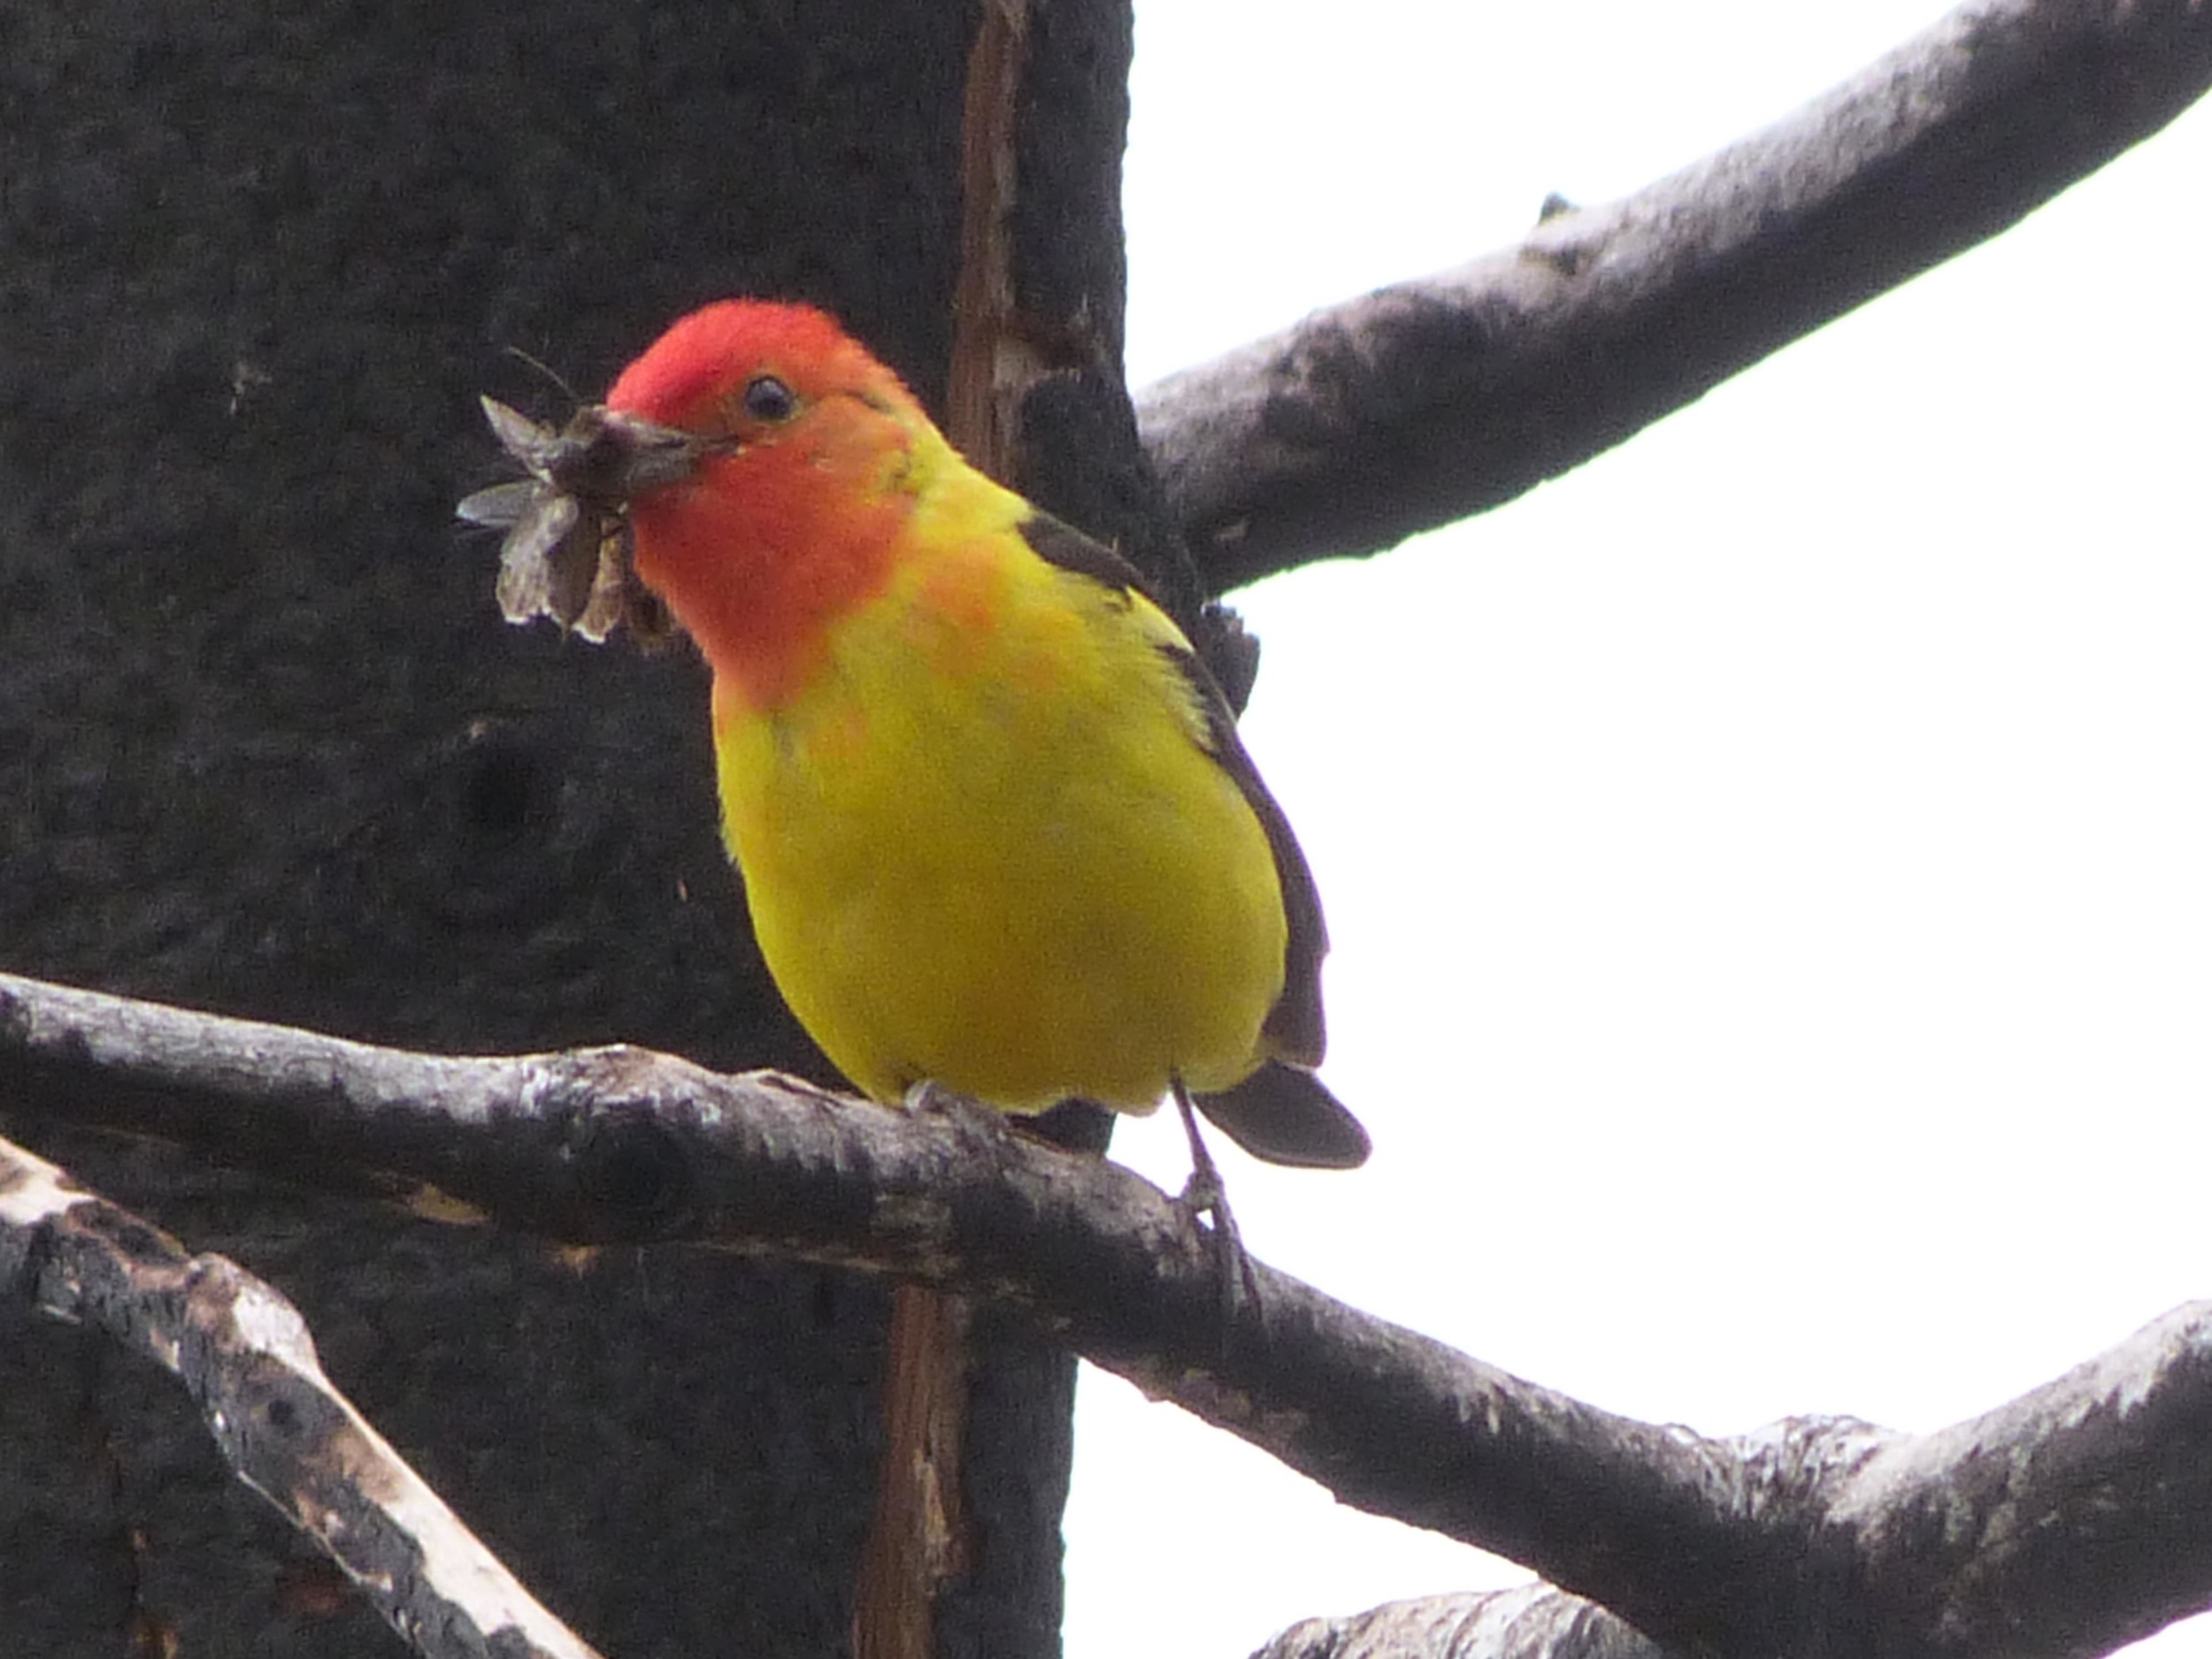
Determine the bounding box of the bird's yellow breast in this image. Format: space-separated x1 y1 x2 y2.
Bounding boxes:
709 517 1286 1113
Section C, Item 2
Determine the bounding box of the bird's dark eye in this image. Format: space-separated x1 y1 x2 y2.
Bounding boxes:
742 375 797 423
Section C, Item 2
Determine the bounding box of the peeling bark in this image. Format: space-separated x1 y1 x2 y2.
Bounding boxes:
0 1135 601 1659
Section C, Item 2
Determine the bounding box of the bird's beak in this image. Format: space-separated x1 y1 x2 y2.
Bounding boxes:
544 405 723 506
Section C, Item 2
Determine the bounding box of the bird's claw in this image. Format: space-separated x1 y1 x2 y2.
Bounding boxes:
1173 1083 1263 1332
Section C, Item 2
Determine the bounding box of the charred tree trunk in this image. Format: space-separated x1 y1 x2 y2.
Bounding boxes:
0 4 1144 1655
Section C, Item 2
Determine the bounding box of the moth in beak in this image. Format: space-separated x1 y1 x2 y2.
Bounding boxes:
457 399 715 643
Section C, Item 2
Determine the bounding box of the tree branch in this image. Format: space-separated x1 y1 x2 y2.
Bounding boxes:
4 970 2208 1659
1135 0 2212 592
1256 1585 1665 1659
0 1131 603 1659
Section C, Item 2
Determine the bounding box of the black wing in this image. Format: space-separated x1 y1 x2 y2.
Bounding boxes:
1018 511 1166 603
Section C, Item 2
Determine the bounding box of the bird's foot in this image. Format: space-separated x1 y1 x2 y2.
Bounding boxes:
901 1078 956 1116
899 1078 1011 1148
1173 1082 1262 1331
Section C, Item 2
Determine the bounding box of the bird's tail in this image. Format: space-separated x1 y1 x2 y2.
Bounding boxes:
1194 1061 1371 1169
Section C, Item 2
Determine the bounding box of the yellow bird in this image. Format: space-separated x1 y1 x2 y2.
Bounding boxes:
517 299 1370 1171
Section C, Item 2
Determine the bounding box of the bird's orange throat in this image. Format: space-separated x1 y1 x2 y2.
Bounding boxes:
628 449 905 712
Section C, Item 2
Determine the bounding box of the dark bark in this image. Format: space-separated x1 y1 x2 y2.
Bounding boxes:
0 2 1136 1655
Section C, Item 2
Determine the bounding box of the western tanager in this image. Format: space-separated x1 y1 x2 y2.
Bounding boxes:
467 299 1369 1172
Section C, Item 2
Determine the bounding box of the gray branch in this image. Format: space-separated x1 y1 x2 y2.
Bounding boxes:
3 970 2208 1659
1136 0 2212 593
0 1131 603 1659
1256 1586 1664 1659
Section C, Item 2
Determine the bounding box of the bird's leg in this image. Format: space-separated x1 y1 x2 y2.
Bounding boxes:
1172 1079 1261 1326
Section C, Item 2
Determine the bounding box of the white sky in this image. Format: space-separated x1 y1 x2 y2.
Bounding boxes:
1064 4 2212 1656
